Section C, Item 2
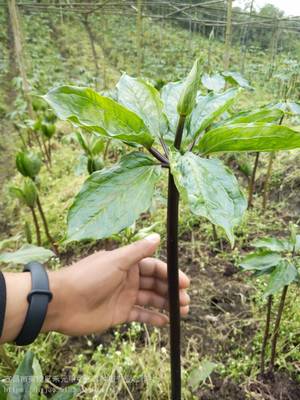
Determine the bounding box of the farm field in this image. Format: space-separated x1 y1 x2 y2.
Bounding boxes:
0 1 300 399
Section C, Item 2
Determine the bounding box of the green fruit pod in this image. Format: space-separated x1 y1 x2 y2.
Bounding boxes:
16 151 42 179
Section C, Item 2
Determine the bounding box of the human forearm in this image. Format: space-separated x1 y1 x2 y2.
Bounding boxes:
0 271 63 344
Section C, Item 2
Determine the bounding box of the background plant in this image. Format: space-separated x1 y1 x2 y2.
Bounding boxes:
240 225 300 375
43 59 300 399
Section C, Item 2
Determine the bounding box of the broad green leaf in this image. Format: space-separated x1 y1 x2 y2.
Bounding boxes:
201 73 225 92
43 86 154 148
170 152 246 246
222 71 252 90
188 360 217 390
29 358 43 400
0 245 55 265
253 237 292 253
197 123 300 155
239 251 282 273
161 81 187 142
222 107 283 125
187 88 238 140
264 260 298 297
117 74 166 138
67 152 161 241
50 386 80 400
8 351 42 400
177 59 201 116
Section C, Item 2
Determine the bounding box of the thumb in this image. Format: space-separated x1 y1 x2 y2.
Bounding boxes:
111 233 161 270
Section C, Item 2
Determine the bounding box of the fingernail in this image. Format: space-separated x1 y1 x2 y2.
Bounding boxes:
145 233 160 243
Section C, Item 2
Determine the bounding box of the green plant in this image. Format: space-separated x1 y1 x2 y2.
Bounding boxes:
0 244 54 265
75 131 105 174
9 179 41 245
0 351 79 399
44 59 300 399
15 150 58 255
239 225 300 375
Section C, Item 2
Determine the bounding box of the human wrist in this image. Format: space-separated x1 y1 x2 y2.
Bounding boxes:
41 270 68 334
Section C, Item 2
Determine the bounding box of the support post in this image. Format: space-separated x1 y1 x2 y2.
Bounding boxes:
223 0 233 70
7 0 34 118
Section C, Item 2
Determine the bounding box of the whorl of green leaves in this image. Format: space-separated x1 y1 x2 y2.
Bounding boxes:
43 60 300 243
10 179 38 208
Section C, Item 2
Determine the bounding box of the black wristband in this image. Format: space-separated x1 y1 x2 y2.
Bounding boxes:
15 262 53 346
0 271 6 338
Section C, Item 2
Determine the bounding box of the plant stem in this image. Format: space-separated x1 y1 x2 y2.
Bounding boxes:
262 152 275 212
260 295 273 375
160 137 169 158
212 224 218 241
262 114 284 212
36 195 58 255
103 139 111 161
269 286 288 373
148 147 169 165
30 206 41 246
167 114 185 400
248 152 260 208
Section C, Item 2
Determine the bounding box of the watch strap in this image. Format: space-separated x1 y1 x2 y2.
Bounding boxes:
0 271 6 338
15 262 52 346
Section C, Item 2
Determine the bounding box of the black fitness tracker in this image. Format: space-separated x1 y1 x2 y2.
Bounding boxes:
0 271 6 338
15 261 53 346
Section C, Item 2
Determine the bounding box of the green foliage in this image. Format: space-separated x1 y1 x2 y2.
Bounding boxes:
170 151 247 246
240 251 282 273
177 58 201 117
67 152 161 241
188 360 217 390
201 73 225 92
7 351 42 400
0 245 54 265
43 86 154 148
161 81 184 137
264 260 298 297
3 351 79 400
9 179 38 209
240 227 300 296
187 88 238 141
116 73 166 139
223 107 283 125
197 123 300 154
16 151 42 179
222 71 252 90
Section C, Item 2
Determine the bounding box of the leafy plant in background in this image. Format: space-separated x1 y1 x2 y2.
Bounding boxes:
44 59 300 399
240 225 300 375
261 101 300 211
15 150 58 255
0 351 79 400
75 131 105 175
0 244 54 265
9 179 41 246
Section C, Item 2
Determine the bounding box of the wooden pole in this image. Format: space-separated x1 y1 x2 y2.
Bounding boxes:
136 0 143 76
7 0 34 118
82 14 100 90
223 0 233 70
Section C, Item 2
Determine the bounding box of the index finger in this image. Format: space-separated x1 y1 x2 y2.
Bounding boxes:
139 258 190 289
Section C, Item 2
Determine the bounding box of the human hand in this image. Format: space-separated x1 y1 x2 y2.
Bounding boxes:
44 234 190 336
